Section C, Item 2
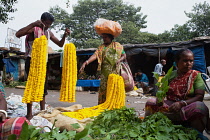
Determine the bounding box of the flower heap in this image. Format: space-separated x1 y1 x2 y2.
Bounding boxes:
60 43 77 102
22 35 47 103
62 74 125 120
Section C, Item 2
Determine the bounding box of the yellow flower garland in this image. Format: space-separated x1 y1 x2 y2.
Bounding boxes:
134 86 138 91
62 74 125 120
60 43 77 102
22 35 47 103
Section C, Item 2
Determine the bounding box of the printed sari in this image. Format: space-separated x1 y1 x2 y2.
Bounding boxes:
95 42 124 104
145 70 209 126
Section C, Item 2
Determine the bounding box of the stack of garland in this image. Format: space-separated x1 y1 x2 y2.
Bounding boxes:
22 35 47 103
60 43 77 102
62 74 125 120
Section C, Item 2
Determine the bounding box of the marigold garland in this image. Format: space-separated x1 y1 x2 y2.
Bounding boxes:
134 86 138 91
59 43 77 102
22 35 47 103
62 74 125 120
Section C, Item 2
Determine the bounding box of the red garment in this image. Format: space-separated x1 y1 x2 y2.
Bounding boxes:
167 70 199 101
25 27 48 57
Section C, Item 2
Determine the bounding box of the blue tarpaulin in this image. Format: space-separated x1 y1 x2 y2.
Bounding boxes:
10 59 19 81
2 58 16 73
76 80 100 87
169 46 206 73
2 58 19 81
77 53 94 56
191 46 206 73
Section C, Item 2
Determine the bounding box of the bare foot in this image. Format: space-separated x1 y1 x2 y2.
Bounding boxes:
25 115 33 120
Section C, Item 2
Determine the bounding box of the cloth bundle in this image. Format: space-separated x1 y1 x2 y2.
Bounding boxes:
94 18 122 38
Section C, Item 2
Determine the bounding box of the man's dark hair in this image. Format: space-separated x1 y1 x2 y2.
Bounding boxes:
41 12 54 22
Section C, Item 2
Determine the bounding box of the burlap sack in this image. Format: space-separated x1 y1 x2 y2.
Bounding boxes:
38 104 93 132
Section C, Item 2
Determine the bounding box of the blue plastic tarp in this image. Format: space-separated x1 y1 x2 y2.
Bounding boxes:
169 46 206 73
76 80 100 87
77 53 94 56
191 46 206 73
2 58 16 73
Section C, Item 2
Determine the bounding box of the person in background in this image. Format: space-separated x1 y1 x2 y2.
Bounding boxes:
79 33 126 104
154 59 166 76
145 49 210 137
153 59 166 96
15 12 70 120
134 70 149 94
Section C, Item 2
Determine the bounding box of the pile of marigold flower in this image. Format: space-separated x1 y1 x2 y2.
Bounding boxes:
60 43 77 102
22 35 47 103
62 74 125 120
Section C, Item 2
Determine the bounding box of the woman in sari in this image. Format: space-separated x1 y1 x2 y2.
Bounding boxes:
79 33 126 104
145 49 210 134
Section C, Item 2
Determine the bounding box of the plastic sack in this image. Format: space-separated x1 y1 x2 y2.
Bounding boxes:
94 18 122 38
30 116 53 132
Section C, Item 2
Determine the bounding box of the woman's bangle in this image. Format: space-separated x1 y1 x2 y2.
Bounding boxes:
86 60 89 65
0 110 7 118
181 100 188 106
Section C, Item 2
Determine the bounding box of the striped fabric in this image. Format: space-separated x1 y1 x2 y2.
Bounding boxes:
0 117 30 139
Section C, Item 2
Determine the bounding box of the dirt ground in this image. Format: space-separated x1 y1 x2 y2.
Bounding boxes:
4 87 210 139
4 87 149 110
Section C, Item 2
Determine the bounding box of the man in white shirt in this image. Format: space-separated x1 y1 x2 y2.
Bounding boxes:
152 59 166 96
154 59 166 76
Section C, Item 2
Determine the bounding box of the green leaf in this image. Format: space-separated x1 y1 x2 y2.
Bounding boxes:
8 134 17 140
30 128 42 138
109 128 120 134
156 66 174 103
19 121 30 140
66 130 77 137
104 134 111 139
75 123 90 140
29 137 38 140
129 131 139 137
54 133 68 140
71 123 80 129
153 72 159 80
99 129 106 134
155 82 161 87
177 134 187 140
137 137 144 140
